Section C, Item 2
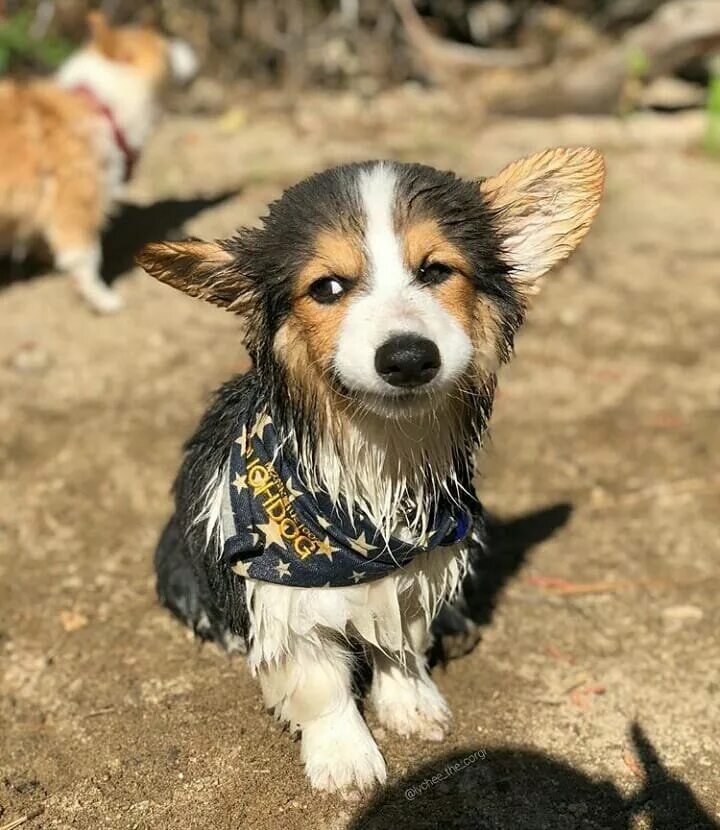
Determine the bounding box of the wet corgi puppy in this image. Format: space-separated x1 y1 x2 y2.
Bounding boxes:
0 12 197 313
138 149 604 793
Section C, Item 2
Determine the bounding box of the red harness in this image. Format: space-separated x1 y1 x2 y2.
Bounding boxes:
72 85 139 182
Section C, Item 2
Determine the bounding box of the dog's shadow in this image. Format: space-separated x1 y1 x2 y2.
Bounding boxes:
101 191 238 284
351 723 719 829
0 191 237 289
430 502 573 664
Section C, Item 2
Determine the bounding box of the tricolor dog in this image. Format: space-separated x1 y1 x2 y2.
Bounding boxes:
0 12 196 313
138 149 604 793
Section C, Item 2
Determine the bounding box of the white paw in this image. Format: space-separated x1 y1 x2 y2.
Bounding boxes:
76 280 124 314
301 705 387 794
373 671 451 741
89 287 124 314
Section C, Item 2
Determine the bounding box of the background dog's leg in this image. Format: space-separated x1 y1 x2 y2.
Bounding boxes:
52 235 123 314
371 615 451 741
256 638 386 793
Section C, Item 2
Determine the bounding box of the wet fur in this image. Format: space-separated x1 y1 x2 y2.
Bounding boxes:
145 152 605 792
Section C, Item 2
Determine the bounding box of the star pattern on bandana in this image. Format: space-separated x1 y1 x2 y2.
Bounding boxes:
224 408 477 588
257 518 286 551
284 477 303 503
348 530 376 556
251 411 273 440
232 560 252 579
274 559 291 579
316 535 340 561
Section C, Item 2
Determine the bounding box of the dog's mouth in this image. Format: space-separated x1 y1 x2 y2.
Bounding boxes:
329 372 444 420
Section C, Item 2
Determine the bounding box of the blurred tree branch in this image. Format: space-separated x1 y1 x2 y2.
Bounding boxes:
2 0 717 118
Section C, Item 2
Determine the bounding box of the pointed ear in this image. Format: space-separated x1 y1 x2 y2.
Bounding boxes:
87 12 118 58
481 147 605 295
137 239 249 311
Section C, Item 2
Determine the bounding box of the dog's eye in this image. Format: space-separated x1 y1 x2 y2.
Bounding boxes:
308 276 346 304
416 261 452 286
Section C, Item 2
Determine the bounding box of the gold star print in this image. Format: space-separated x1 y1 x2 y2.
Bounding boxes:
316 535 340 561
274 559 291 579
234 425 248 450
257 518 286 550
284 477 303 503
251 411 273 439
348 530 375 556
232 560 252 579
351 570 365 583
316 515 332 530
232 472 247 492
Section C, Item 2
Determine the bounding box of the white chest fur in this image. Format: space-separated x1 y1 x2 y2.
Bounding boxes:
211 457 467 664
245 544 468 667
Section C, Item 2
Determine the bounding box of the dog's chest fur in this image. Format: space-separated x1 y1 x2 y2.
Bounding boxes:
213 457 468 665
250 547 466 665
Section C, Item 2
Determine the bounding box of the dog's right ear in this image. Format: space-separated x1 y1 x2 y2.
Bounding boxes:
137 239 251 312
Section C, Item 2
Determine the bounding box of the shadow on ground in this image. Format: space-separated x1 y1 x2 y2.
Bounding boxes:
0 191 237 289
101 191 238 282
431 502 573 663
352 724 719 830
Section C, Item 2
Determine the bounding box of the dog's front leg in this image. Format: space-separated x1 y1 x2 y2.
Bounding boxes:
256 637 386 793
52 236 123 314
371 615 451 741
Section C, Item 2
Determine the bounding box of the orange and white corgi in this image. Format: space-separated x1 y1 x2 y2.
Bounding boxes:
0 12 196 312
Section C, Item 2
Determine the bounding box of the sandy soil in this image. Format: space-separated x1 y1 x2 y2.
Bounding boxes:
1 91 718 830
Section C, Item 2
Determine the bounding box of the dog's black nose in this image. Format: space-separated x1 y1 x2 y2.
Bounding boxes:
375 334 441 388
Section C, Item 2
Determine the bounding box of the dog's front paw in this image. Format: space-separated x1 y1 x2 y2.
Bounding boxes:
78 281 124 314
301 705 386 794
373 674 451 742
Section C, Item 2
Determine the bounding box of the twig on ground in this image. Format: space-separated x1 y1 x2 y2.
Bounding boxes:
526 574 716 596
0 807 44 830
83 706 116 719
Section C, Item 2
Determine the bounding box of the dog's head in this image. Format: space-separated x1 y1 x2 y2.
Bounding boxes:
84 12 197 88
139 150 603 433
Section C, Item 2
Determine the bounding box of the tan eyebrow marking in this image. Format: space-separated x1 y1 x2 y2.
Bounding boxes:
402 218 471 274
401 218 476 336
295 228 366 298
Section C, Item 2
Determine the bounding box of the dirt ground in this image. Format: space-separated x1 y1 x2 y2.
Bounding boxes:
1 90 719 830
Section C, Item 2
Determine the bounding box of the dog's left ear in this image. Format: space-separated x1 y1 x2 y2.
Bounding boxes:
137 239 251 312
87 11 118 58
481 147 605 296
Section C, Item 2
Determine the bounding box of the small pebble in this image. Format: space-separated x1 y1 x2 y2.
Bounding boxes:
8 342 52 374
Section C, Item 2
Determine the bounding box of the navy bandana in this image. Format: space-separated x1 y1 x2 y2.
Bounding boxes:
222 408 476 588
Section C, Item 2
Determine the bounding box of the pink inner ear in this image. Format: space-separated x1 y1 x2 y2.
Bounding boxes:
481 147 605 288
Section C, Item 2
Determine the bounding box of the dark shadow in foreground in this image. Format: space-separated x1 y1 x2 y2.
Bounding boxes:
0 191 238 290
431 502 573 664
351 724 718 830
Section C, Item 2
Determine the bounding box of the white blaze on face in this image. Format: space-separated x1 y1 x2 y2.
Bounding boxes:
333 163 472 398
